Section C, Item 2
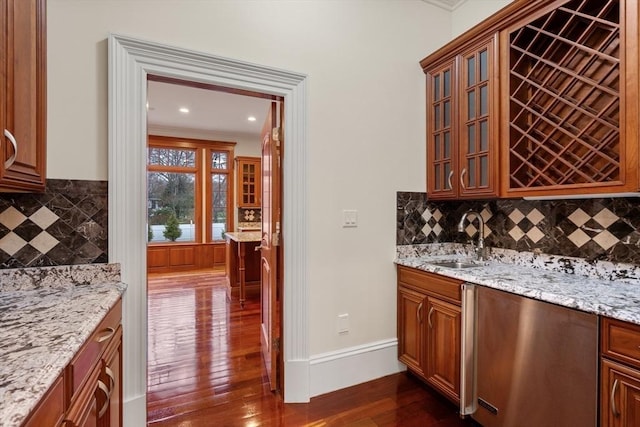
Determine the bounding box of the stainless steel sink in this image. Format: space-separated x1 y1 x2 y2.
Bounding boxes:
430 260 481 269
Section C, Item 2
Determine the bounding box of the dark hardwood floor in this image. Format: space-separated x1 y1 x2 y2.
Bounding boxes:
147 270 474 426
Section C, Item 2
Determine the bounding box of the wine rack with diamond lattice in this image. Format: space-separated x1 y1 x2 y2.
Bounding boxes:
507 0 621 192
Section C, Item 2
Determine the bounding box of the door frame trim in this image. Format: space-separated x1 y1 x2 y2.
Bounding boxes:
108 34 310 424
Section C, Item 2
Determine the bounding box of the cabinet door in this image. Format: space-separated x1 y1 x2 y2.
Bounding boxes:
0 0 46 191
602 359 640 427
425 297 461 403
64 365 103 427
99 326 122 427
458 36 499 198
397 286 426 375
236 157 261 208
426 60 457 199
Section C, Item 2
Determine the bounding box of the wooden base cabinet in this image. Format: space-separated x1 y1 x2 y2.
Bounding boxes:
601 317 640 427
397 266 462 403
601 360 640 427
21 299 123 427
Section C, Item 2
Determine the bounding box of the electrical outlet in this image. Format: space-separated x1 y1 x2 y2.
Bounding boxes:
342 210 357 228
337 313 349 334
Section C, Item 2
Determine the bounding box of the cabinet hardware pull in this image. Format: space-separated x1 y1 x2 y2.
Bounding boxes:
254 245 264 252
97 380 110 418
447 170 454 190
3 129 17 169
460 168 467 190
428 307 434 329
96 327 115 343
417 302 423 324
105 366 115 394
611 378 620 417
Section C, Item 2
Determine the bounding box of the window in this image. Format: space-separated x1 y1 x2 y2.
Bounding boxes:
147 136 235 244
209 150 230 241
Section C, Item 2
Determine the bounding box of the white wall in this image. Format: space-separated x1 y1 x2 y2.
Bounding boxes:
47 0 504 408
49 0 449 360
451 0 513 38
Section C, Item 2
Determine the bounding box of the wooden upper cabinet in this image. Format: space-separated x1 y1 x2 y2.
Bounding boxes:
236 156 261 208
502 0 636 197
459 37 499 198
422 0 640 198
425 35 499 200
0 0 46 192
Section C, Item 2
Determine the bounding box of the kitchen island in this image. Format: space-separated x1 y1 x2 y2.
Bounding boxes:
0 263 126 427
225 231 262 307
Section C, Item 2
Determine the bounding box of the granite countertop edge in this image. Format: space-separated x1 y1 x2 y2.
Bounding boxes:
0 263 127 427
395 244 640 326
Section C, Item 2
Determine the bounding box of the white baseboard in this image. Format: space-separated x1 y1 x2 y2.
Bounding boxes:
123 393 146 427
309 338 406 398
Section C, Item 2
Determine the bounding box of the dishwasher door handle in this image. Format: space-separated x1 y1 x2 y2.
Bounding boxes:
460 283 477 417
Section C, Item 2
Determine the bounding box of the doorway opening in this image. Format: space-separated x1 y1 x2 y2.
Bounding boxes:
108 35 309 425
145 77 284 422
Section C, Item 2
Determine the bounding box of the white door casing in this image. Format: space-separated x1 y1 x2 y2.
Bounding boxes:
108 34 310 426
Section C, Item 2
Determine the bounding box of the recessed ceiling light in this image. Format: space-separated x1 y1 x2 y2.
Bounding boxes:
179 107 190 113
247 116 256 122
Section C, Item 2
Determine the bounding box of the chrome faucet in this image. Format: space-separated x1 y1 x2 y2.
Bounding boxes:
457 210 487 260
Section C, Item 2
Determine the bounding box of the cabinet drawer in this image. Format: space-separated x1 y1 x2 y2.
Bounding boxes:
601 317 640 368
397 266 462 303
68 300 122 399
22 374 64 427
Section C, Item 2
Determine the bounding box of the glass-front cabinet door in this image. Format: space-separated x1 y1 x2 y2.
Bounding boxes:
425 35 498 200
427 60 457 199
458 36 498 198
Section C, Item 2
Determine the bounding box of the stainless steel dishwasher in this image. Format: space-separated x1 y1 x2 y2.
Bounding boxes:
460 284 598 427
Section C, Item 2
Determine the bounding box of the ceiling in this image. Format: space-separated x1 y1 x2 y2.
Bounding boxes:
422 0 468 11
147 80 272 137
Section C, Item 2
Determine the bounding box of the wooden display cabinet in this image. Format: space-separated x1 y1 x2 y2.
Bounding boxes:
397 266 462 404
425 35 499 200
236 156 261 208
0 0 47 192
421 0 640 198
501 0 638 197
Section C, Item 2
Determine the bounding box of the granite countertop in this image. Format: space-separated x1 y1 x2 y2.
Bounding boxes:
0 264 127 427
225 231 262 243
396 243 640 325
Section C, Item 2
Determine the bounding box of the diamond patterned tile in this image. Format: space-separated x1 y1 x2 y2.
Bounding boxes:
592 208 619 228
509 209 525 224
422 209 432 222
30 231 61 255
432 209 443 221
433 223 443 236
0 232 28 256
0 207 27 230
526 226 545 243
30 206 59 229
592 230 619 251
527 208 544 225
568 228 591 248
13 219 45 242
509 225 525 241
568 208 590 227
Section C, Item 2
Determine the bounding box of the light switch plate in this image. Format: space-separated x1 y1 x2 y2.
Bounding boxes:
342 210 357 228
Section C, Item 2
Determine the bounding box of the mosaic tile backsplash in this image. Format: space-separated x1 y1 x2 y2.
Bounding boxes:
238 207 261 225
0 180 107 268
397 192 640 265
